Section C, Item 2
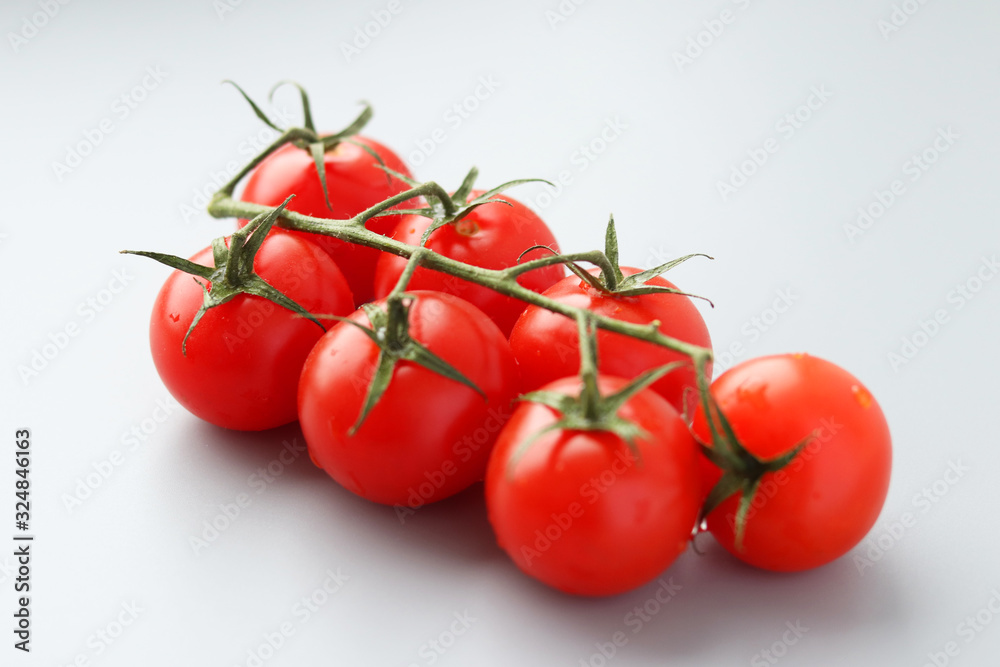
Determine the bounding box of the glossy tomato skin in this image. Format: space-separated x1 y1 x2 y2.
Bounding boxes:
150 232 354 431
298 291 520 507
509 268 712 416
239 137 414 305
373 191 564 336
485 376 702 597
692 354 892 572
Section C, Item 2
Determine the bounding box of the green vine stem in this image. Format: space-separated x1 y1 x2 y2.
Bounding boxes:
210 190 711 366
208 127 703 361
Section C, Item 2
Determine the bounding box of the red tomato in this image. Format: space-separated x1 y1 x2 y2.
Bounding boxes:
373 191 564 336
509 268 712 416
239 137 414 304
485 376 702 597
298 291 520 507
692 353 892 572
150 232 354 431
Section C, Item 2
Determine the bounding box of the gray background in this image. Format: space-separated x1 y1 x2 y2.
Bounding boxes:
2 0 999 665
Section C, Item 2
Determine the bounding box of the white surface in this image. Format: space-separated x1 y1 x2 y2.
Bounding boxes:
3 1 999 665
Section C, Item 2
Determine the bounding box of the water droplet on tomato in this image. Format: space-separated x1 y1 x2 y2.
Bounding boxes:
852 384 873 408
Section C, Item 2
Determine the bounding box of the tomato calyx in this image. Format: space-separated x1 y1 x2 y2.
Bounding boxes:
539 216 714 303
319 293 486 435
695 391 817 550
122 196 324 354
225 80 380 211
508 316 685 473
374 165 552 246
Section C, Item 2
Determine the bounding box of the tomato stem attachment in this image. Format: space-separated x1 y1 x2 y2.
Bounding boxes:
122 195 324 355
370 165 553 246
576 314 602 422
693 360 817 550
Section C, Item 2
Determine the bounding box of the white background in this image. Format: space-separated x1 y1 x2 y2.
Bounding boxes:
3 1 999 665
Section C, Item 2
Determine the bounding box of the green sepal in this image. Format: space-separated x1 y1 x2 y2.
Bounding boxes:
228 81 377 209
695 387 820 550
699 470 742 523
322 102 374 145
451 166 480 204
223 80 281 131
342 296 486 435
309 141 333 211
508 359 686 476
269 80 315 133
121 196 323 355
371 166 551 247
618 253 714 291
118 251 214 280
603 215 626 287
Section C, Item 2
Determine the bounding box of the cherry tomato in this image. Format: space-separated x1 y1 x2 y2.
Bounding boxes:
692 353 892 572
509 268 712 416
485 376 702 596
298 291 520 507
150 232 354 431
239 137 414 304
373 191 564 336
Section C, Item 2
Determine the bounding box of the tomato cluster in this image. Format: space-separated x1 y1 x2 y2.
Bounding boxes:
130 87 892 597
